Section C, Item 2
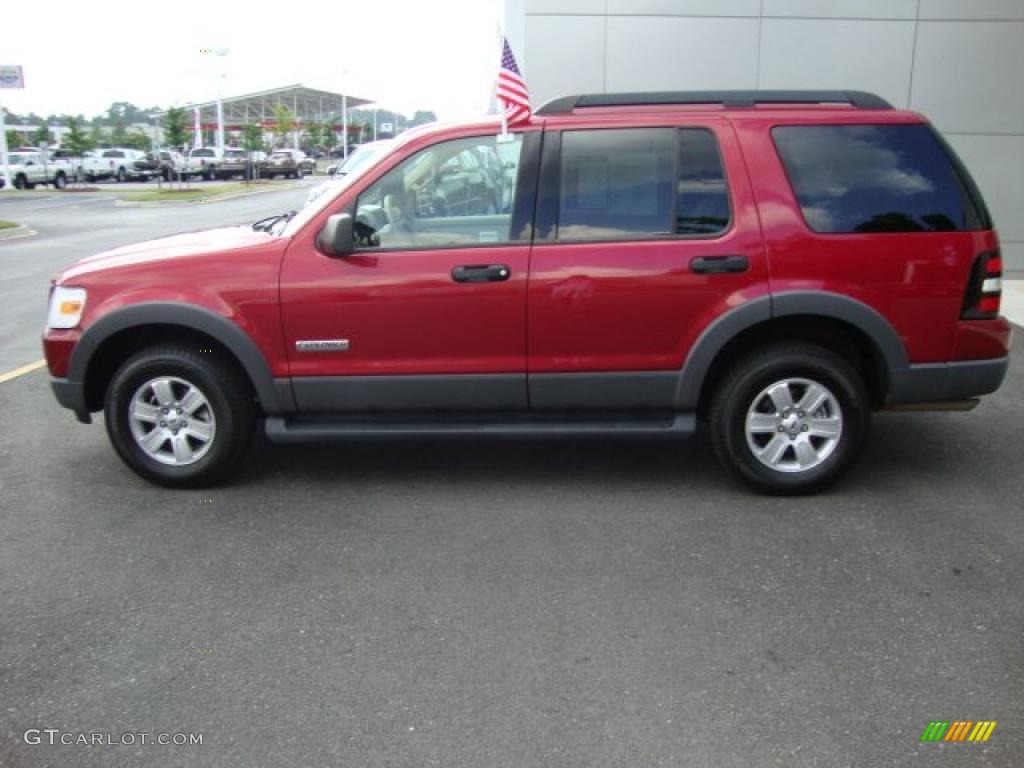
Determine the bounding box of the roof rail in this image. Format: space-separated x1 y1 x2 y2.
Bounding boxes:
535 90 893 115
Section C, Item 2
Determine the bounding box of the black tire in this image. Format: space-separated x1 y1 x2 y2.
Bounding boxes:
85 173 95 183
116 167 127 183
14 174 28 190
709 342 870 495
104 344 258 488
296 166 304 179
53 172 67 189
203 166 215 181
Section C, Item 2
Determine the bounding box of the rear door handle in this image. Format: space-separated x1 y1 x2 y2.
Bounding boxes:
452 264 511 283
690 255 749 274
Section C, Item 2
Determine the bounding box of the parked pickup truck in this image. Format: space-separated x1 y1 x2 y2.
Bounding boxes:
185 148 223 181
0 150 73 189
82 148 160 182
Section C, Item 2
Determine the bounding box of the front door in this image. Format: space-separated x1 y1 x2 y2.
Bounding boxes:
279 131 539 412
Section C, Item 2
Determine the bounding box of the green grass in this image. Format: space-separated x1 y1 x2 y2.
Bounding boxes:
116 183 248 203
0 220 19 230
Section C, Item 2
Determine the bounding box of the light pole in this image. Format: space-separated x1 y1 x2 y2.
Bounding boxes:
201 48 229 152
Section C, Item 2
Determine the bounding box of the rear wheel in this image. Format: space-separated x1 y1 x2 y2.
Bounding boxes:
116 167 127 183
53 172 67 189
14 174 29 190
104 345 257 488
710 343 870 494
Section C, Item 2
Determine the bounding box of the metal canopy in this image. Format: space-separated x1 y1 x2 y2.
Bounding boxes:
159 84 374 128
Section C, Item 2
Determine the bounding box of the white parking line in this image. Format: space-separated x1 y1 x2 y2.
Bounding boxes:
0 359 46 383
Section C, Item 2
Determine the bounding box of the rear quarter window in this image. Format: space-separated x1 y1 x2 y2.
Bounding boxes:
772 124 987 233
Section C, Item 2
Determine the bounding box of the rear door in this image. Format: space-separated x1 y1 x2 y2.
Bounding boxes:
527 117 768 409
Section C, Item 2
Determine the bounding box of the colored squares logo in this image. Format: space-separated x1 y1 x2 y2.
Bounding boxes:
921 720 997 742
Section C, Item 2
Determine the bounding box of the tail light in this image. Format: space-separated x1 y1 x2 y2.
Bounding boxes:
961 250 1002 319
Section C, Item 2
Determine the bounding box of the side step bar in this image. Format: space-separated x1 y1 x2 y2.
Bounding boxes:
265 413 696 443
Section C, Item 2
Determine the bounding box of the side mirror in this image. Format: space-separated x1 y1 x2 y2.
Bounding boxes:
316 212 355 257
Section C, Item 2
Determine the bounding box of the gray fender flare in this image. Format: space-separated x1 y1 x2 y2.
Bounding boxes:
69 302 294 414
674 291 908 409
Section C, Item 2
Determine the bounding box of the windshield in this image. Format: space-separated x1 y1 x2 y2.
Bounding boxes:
276 144 397 237
336 141 394 176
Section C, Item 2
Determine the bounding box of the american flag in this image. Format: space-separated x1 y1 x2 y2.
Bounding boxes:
497 37 531 126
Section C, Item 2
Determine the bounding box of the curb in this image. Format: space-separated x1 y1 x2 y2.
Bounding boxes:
0 225 37 242
113 182 302 207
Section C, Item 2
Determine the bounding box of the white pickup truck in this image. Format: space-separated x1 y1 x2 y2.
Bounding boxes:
0 150 73 189
81 148 160 182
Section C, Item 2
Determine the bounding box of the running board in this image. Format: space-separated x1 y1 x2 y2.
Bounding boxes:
265 412 696 443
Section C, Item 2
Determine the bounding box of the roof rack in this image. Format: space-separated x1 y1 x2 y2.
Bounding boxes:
535 90 893 115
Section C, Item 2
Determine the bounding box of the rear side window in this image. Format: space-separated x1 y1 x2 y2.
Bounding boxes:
557 128 729 241
772 124 985 233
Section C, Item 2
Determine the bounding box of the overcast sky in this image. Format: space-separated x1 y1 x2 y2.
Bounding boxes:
1 0 506 121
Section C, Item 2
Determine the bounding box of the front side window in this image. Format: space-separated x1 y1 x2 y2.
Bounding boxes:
354 134 524 250
772 124 985 233
556 127 730 241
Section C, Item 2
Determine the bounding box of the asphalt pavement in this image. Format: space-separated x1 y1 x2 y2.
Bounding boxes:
0 185 1022 767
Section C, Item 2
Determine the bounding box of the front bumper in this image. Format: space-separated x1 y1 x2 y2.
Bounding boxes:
51 378 91 423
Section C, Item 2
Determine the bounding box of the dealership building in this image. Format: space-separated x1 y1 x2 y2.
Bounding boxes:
505 0 1024 275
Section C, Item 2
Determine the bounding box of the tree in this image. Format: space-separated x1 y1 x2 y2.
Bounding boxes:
271 103 295 148
240 124 265 181
31 124 51 147
110 122 128 147
303 120 323 150
241 124 264 153
89 123 105 148
322 124 338 155
5 129 21 149
163 107 188 150
411 110 437 126
65 118 92 155
126 130 151 151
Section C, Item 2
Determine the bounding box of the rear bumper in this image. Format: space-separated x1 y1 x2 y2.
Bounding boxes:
888 356 1009 405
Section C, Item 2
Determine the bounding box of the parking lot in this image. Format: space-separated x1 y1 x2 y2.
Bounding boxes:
1 188 1022 767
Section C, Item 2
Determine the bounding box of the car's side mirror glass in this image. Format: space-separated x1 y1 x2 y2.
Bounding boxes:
316 213 355 257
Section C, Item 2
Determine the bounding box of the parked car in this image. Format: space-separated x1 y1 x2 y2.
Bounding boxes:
82 148 159 182
152 150 187 181
262 149 313 179
1 150 73 189
216 148 268 180
43 90 1010 493
325 139 394 176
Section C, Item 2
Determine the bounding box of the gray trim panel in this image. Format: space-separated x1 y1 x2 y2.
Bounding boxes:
291 374 527 412
530 371 678 410
266 412 695 442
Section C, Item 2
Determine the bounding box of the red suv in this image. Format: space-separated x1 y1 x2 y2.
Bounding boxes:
43 91 1011 493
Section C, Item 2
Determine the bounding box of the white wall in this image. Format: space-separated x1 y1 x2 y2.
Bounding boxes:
511 0 1024 274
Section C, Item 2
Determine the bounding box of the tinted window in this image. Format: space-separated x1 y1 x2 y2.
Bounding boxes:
676 129 730 235
773 124 984 233
558 128 674 241
557 128 730 241
355 134 524 249
102 150 123 158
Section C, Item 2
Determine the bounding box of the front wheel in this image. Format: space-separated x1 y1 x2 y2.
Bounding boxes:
710 343 870 494
116 167 127 183
104 345 257 488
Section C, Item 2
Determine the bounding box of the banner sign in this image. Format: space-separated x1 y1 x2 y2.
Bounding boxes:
0 66 25 89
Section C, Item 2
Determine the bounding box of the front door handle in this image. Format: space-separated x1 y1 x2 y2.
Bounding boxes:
690 255 749 274
452 264 511 283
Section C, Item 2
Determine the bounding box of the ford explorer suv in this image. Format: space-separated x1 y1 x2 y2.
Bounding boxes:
43 91 1011 493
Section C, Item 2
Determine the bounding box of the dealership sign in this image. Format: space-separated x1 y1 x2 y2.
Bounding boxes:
0 66 25 89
